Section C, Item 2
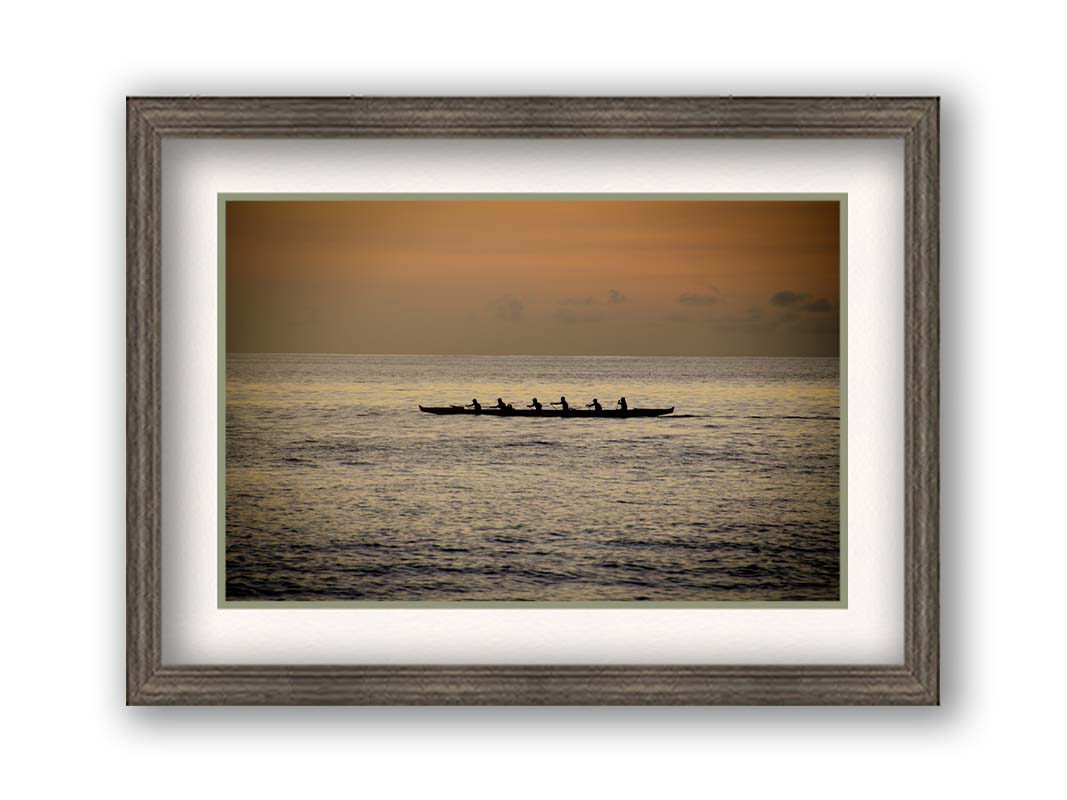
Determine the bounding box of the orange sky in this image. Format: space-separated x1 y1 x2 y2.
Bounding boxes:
225 199 840 356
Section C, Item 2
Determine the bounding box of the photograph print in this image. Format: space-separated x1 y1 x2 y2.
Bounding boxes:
223 195 843 604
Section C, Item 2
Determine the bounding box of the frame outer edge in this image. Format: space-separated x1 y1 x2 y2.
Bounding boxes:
126 100 163 703
133 666 933 706
904 99 941 704
125 96 941 705
130 96 934 137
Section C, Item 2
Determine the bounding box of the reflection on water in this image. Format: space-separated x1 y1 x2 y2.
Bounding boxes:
225 354 841 602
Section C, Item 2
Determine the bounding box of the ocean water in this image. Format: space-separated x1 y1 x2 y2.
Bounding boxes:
225 354 841 602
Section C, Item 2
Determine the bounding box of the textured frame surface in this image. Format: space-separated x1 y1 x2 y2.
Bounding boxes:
127 97 939 705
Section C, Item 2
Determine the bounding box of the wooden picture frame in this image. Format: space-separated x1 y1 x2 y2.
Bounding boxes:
127 96 939 705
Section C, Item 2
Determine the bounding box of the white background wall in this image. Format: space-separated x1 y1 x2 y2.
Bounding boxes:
2 1 1064 797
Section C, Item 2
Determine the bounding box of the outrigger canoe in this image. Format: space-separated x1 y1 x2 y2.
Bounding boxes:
419 405 675 417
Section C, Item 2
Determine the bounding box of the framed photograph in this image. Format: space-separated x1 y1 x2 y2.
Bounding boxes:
127 97 938 705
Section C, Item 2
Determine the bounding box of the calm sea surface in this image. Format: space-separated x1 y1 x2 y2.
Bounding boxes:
225 354 841 602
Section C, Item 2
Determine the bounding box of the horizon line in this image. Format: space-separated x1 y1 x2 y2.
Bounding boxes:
225 351 840 359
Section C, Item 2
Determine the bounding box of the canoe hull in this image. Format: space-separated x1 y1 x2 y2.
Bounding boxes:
418 405 674 417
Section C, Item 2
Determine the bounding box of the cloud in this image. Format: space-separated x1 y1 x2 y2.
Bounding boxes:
494 296 524 321
560 290 625 306
678 292 718 305
770 290 807 308
770 290 834 313
553 308 601 325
